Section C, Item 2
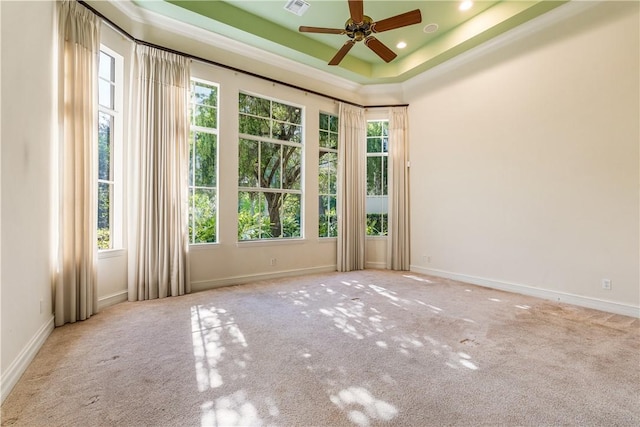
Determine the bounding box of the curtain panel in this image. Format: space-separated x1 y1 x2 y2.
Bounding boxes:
387 107 410 270
128 45 191 301
54 0 101 326
337 103 367 272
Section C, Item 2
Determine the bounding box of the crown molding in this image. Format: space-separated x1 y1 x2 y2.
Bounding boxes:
105 0 364 96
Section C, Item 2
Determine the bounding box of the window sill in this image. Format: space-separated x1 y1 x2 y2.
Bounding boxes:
366 235 388 240
237 238 306 248
98 248 126 259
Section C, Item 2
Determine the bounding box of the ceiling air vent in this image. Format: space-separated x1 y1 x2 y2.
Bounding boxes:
284 0 310 16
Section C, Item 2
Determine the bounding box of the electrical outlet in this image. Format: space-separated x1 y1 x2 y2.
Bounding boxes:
602 279 611 290
270 258 277 266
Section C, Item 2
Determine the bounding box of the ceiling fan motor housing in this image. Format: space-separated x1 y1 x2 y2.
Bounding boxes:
345 15 373 42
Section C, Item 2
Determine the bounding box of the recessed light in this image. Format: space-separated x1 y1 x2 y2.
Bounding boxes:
396 41 407 49
423 23 439 34
459 1 473 11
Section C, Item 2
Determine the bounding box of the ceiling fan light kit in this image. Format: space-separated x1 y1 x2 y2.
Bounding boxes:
298 0 422 66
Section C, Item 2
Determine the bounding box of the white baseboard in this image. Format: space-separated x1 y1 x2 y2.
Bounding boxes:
1 315 54 404
191 265 337 293
98 290 128 311
410 266 640 318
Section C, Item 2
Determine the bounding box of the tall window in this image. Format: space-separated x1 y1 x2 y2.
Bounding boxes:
319 113 338 238
238 93 303 240
366 120 388 236
189 79 219 244
97 47 122 250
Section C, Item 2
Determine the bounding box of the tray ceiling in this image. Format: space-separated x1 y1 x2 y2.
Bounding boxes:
131 0 567 84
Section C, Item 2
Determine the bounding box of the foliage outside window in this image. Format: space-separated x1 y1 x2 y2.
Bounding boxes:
189 80 219 244
319 113 338 238
238 93 303 240
97 50 116 249
366 120 388 236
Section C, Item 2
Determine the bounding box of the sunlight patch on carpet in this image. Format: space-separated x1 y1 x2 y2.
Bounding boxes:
200 390 262 426
330 386 398 426
191 305 249 392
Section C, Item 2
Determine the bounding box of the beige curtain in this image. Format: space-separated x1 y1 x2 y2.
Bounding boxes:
54 0 101 326
128 45 191 301
386 107 410 270
337 103 366 271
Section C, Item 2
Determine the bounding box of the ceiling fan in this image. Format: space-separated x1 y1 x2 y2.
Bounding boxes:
298 0 422 66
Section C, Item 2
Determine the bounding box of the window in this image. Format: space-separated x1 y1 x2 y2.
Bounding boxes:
366 120 388 236
97 48 122 250
188 79 219 244
238 93 303 240
319 113 338 238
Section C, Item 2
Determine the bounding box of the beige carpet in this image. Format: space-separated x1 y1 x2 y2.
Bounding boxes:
2 270 639 426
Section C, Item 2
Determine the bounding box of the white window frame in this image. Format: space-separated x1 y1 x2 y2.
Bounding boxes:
237 91 305 241
189 77 220 245
97 45 123 251
366 119 389 237
318 112 338 238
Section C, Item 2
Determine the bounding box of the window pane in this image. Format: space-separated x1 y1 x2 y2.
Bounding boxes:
367 137 382 153
367 156 384 195
319 130 329 148
367 121 381 137
382 155 388 195
328 132 338 150
238 191 271 240
273 122 302 143
239 114 270 137
98 79 113 109
239 139 259 187
367 213 385 236
189 132 195 186
239 93 270 116
281 193 301 238
194 105 217 128
319 195 337 238
193 83 217 107
190 188 217 243
97 182 112 249
328 196 337 237
319 151 337 194
272 101 301 124
329 116 338 133
319 113 329 130
98 113 113 181
283 146 301 190
194 132 217 187
261 141 281 189
99 51 114 81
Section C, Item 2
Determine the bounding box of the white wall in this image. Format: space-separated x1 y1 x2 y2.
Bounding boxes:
406 1 639 315
1 0 56 402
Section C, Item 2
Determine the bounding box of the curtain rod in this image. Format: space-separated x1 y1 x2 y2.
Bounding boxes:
77 1 408 110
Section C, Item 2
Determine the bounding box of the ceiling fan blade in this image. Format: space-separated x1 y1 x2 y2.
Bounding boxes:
348 0 364 24
372 9 422 33
364 36 397 63
299 26 345 34
329 40 356 66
